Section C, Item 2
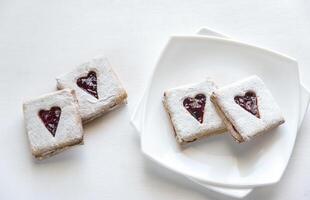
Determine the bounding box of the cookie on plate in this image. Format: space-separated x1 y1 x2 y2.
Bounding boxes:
56 57 127 123
211 75 285 143
163 79 226 144
23 89 84 160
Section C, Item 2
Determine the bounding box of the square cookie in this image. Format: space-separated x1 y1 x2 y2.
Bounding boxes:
23 89 84 160
211 75 285 143
56 57 127 123
163 79 226 144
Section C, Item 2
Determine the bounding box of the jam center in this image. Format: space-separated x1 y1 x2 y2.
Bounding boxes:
183 94 206 123
234 91 260 118
38 106 61 137
76 71 99 99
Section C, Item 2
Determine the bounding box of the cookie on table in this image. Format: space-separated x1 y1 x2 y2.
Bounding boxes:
163 79 226 144
23 89 84 160
56 57 127 123
211 75 285 143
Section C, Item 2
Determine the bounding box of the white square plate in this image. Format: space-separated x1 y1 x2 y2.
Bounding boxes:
140 34 301 188
132 28 309 198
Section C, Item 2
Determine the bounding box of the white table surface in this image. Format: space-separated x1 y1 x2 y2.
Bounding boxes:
0 0 309 199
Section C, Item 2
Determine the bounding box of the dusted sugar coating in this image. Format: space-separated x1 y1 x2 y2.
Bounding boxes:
38 106 61 137
211 75 285 142
183 94 206 123
163 79 226 144
234 91 260 118
23 89 84 160
56 57 127 123
76 71 99 99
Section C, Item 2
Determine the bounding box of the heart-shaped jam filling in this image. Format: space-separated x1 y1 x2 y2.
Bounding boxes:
183 94 206 123
234 91 260 118
38 106 61 137
76 71 99 99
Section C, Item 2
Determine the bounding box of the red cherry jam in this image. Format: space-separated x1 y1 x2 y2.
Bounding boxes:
76 71 99 99
38 106 61 137
234 91 260 118
183 94 206 123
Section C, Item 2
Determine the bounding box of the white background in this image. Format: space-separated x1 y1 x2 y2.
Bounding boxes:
0 0 309 199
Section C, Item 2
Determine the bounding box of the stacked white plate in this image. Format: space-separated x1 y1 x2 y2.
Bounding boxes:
131 28 310 198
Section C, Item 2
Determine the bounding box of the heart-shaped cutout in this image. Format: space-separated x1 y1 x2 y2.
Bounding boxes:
38 106 61 137
234 91 260 118
76 71 99 99
183 94 206 123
